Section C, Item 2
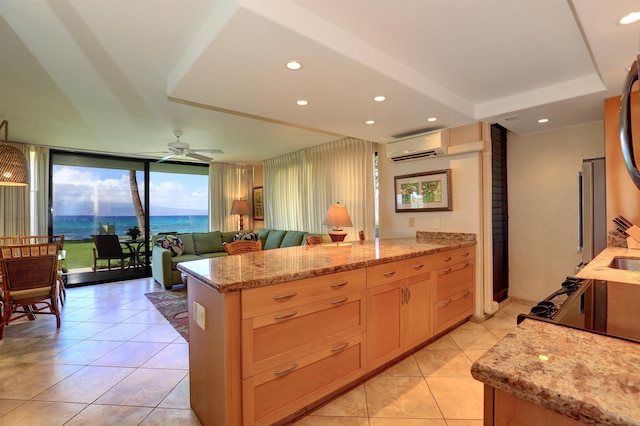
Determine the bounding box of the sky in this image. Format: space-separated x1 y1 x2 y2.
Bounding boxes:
52 166 209 216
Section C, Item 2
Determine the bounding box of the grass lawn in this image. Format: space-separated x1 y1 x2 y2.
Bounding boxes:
63 240 151 271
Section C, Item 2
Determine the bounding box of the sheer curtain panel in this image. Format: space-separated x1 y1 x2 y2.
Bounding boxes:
209 162 254 232
0 142 31 236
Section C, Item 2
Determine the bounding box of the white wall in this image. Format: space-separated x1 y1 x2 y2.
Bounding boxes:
508 122 604 303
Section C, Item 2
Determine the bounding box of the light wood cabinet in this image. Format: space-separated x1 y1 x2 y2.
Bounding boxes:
366 255 432 370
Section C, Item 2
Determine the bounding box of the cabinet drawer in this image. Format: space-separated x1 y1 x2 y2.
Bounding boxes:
242 291 365 377
432 246 475 269
242 269 366 319
433 287 474 335
434 260 474 300
243 333 365 426
366 255 431 288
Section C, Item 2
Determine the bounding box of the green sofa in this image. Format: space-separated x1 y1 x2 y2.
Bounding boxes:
151 229 330 289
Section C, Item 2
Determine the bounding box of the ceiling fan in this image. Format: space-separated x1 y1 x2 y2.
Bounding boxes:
158 131 223 163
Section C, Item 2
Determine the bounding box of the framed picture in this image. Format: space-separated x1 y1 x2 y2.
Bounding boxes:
253 186 264 220
394 169 452 212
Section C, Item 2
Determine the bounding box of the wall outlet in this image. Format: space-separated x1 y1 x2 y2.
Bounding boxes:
409 217 415 227
194 301 206 330
433 217 441 229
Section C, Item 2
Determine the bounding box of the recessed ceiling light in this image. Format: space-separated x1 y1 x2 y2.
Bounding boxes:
374 96 386 102
538 118 549 124
427 117 437 122
286 61 302 70
296 100 308 106
619 11 640 25
366 120 375 125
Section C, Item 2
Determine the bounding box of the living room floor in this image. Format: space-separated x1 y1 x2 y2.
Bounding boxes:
0 277 529 425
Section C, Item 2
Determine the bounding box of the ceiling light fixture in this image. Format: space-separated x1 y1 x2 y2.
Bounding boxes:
296 100 308 106
619 11 640 25
366 120 375 125
286 61 302 70
427 117 438 122
538 118 550 124
0 120 28 186
374 96 386 102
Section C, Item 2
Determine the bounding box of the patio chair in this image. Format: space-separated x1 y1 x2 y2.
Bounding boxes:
0 243 60 339
224 240 262 255
91 234 135 271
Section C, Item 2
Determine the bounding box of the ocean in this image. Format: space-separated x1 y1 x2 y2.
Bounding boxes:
53 215 209 240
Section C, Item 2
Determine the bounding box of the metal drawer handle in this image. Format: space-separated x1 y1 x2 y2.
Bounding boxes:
463 262 471 268
331 342 349 353
273 311 297 320
331 297 349 305
413 263 424 270
273 292 297 300
442 268 453 274
442 256 452 262
330 281 348 288
401 286 406 305
462 252 470 257
383 271 396 277
463 290 471 297
274 363 298 376
443 298 453 306
407 286 411 304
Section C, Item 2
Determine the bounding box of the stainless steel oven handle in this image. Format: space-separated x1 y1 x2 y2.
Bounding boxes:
619 55 640 190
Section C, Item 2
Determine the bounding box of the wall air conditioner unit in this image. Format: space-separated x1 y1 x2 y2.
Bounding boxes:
386 130 449 162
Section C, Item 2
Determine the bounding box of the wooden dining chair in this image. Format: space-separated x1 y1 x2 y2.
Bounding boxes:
0 243 60 339
224 240 262 255
20 235 66 305
0 236 18 246
305 235 323 245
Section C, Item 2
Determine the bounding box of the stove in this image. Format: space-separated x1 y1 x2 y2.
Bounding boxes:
517 277 640 344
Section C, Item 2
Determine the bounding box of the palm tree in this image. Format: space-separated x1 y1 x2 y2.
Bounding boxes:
129 170 145 237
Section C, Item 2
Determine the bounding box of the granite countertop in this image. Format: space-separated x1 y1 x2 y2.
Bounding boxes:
177 234 476 293
471 319 640 425
576 246 640 285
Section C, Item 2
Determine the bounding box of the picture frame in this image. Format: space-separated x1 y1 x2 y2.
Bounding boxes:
253 186 264 220
394 169 452 212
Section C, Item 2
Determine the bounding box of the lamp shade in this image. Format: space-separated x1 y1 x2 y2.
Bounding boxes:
0 145 28 186
323 202 353 228
230 199 251 215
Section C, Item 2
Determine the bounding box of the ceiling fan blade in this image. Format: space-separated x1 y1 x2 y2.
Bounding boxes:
192 148 224 154
186 152 214 162
158 154 177 163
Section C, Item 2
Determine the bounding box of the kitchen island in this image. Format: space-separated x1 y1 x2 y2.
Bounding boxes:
472 246 640 425
177 234 477 426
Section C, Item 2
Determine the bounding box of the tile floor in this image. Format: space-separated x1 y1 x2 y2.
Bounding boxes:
0 277 530 425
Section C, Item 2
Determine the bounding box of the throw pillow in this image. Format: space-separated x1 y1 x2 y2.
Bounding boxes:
156 235 184 257
233 232 259 242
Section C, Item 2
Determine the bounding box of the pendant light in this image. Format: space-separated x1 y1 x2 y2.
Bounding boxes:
0 120 28 186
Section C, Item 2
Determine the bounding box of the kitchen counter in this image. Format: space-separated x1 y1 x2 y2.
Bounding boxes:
471 319 640 425
576 246 640 285
177 234 476 292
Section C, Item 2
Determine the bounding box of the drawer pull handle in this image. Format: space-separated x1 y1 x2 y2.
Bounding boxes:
463 262 471 268
274 363 298 376
443 298 453 306
442 268 453 274
383 271 396 277
463 290 471 297
413 263 424 270
331 297 349 305
331 343 349 353
462 252 470 257
407 286 411 304
330 281 348 288
273 311 297 320
273 292 297 300
401 287 406 305
442 256 452 262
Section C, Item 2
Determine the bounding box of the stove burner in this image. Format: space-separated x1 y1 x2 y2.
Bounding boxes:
530 302 557 318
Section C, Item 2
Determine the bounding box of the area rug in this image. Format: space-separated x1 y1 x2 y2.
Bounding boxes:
145 289 189 341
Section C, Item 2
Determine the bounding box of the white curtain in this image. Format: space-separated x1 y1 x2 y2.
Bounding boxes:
30 146 50 235
0 142 31 236
264 137 377 241
209 162 254 232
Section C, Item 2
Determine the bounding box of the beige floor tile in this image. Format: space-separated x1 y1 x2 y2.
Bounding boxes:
413 348 473 378
310 384 368 417
424 334 459 350
365 375 442 420
90 341 168 367
380 355 423 377
369 419 447 425
43 339 123 365
0 338 80 363
121 309 167 324
84 309 144 323
65 404 153 425
294 416 369 425
140 407 202 425
445 420 484 426
0 399 25 417
33 365 134 403
61 308 111 322
130 324 182 343
143 343 189 369
158 375 191 409
0 400 86 425
462 349 487 363
488 328 512 339
87 322 152 341
448 327 500 351
95 368 187 406
426 377 484 420
482 313 518 330
0 363 83 399
57 321 117 340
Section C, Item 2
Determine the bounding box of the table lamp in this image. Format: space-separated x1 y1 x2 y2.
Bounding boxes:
323 202 353 242
231 199 251 230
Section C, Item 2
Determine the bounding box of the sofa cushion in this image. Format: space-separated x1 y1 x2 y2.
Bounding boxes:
193 231 224 254
221 231 237 244
280 231 305 248
264 229 287 250
156 235 185 257
169 253 202 269
177 233 195 254
256 229 271 246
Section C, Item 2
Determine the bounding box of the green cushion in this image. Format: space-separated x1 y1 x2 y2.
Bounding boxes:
280 231 305 247
177 233 195 254
256 229 271 246
264 229 286 250
169 253 201 269
221 231 237 244
192 231 225 254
